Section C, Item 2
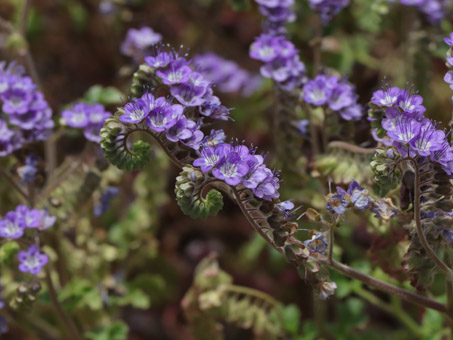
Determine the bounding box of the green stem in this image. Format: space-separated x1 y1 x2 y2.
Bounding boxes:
0 168 28 202
45 268 84 340
352 286 424 338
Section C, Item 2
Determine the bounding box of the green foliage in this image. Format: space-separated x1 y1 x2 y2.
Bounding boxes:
175 166 224 219
84 85 124 106
100 114 153 171
0 241 20 264
85 321 129 340
313 144 374 185
183 256 287 340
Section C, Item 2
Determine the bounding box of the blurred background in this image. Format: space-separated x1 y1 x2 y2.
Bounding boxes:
0 0 453 339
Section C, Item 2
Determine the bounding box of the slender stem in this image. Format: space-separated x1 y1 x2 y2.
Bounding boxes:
0 168 28 202
352 286 423 338
311 14 323 77
328 219 335 264
45 268 84 340
18 0 31 36
232 189 282 252
402 158 451 274
322 258 447 313
303 102 321 157
328 141 376 155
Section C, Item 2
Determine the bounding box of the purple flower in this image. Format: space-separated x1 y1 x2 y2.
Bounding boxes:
156 58 192 85
328 82 355 111
17 154 39 184
170 72 210 107
371 86 401 107
0 316 7 335
396 90 425 114
445 33 453 46
242 155 267 189
212 152 249 185
193 53 262 96
249 34 297 63
296 119 309 135
258 5 296 23
255 0 294 7
165 116 193 142
120 27 162 58
348 181 371 211
120 98 150 124
384 114 421 144
303 233 327 254
1 76 35 115
326 193 348 214
15 205 41 228
18 245 49 275
309 0 350 22
0 212 24 239
339 104 363 121
303 75 336 106
193 143 233 172
201 129 226 146
252 168 280 201
62 103 90 128
145 51 174 69
94 186 119 217
145 102 183 132
410 119 446 156
276 200 296 219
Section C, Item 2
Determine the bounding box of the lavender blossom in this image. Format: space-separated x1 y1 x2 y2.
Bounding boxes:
120 27 162 59
309 0 350 23
18 245 49 275
0 211 24 239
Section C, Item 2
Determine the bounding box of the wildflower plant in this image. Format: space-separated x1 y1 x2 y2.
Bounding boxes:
0 0 453 339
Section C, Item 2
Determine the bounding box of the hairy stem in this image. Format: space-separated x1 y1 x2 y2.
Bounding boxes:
322 258 447 313
45 268 83 340
404 157 450 274
0 168 28 202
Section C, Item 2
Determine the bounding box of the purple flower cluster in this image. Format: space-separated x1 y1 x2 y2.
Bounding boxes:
143 49 232 123
308 0 350 23
255 0 296 29
0 205 56 239
192 53 262 96
395 0 449 23
0 205 54 275
120 27 162 60
194 142 281 200
326 180 372 214
249 34 306 90
62 103 111 143
119 91 204 150
443 33 453 100
0 62 54 157
302 74 363 120
371 85 453 176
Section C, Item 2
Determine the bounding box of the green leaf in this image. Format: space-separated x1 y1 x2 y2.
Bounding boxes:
85 321 129 340
85 85 124 105
281 304 301 335
0 242 20 264
58 279 103 311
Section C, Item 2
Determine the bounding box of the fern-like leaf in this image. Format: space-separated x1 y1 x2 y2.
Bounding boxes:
175 166 224 219
100 114 153 171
